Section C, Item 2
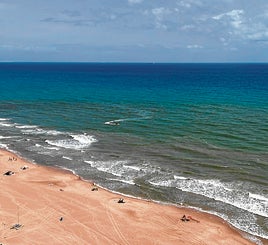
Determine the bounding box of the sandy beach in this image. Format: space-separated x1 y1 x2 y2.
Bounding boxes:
0 149 265 245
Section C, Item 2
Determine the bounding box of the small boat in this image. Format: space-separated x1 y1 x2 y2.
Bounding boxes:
104 121 120 126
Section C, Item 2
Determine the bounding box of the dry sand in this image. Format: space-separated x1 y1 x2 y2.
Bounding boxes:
0 149 266 245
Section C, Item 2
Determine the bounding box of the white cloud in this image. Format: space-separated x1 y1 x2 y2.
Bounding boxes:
212 9 268 42
128 0 143 4
187 44 203 49
246 28 268 40
177 1 191 8
152 7 171 19
212 9 244 28
0 44 57 52
181 24 195 30
151 7 172 29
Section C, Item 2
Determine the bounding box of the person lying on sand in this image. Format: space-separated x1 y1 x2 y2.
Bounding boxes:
187 215 200 223
181 215 200 223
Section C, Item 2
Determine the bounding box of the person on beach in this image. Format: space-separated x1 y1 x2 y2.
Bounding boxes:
118 198 125 203
181 215 200 223
188 215 200 223
181 215 190 222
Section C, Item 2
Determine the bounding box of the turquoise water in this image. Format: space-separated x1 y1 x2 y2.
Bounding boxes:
0 63 267 241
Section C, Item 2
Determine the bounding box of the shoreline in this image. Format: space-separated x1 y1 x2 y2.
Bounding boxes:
0 148 266 245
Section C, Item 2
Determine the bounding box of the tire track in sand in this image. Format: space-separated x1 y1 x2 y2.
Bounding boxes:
105 198 130 245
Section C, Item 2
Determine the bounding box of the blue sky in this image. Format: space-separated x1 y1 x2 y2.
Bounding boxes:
0 0 268 62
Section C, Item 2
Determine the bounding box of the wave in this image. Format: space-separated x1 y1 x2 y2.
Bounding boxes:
0 143 9 149
123 165 141 171
86 159 145 181
15 125 38 129
88 160 128 177
71 134 97 145
0 122 14 127
174 175 189 180
149 176 268 218
0 120 63 138
26 144 60 156
84 160 92 165
21 128 63 136
104 113 152 126
62 156 73 161
0 119 63 136
34 144 60 151
46 134 97 150
0 136 18 139
108 178 136 185
249 193 268 203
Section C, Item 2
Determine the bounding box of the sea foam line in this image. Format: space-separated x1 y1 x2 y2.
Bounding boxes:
15 125 38 129
149 176 268 218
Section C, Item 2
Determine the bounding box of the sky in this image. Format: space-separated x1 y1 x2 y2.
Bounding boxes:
0 0 268 62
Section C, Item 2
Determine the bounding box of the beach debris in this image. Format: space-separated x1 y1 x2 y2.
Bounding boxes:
59 188 64 191
21 166 28 170
118 198 125 204
91 187 98 191
10 223 22 230
59 217 64 222
3 171 14 176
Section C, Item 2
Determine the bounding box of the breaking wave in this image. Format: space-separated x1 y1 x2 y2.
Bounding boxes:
46 134 97 150
149 176 268 218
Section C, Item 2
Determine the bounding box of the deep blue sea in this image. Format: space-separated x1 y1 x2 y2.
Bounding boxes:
0 63 267 242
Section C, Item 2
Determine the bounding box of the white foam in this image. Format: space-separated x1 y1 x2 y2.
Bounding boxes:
123 165 141 171
108 178 136 185
249 193 268 203
21 128 62 136
174 175 188 180
46 146 60 150
0 136 17 139
71 134 97 145
62 156 73 161
149 177 268 218
15 125 38 129
0 118 9 121
0 143 9 149
84 160 93 166
46 134 97 150
105 115 151 125
0 122 13 127
27 144 59 156
34 144 59 150
90 160 129 177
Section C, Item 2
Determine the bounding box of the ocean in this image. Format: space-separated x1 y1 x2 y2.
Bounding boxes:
0 63 267 242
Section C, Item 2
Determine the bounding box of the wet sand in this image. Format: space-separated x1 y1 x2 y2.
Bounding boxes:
0 149 264 245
